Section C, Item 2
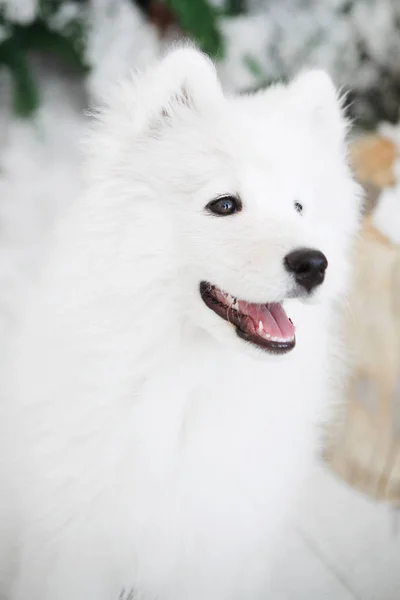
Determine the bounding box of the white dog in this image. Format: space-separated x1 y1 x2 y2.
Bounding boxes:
0 47 361 600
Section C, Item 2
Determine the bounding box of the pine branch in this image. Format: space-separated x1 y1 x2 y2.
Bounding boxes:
22 21 89 73
165 0 224 58
0 33 39 117
225 0 246 15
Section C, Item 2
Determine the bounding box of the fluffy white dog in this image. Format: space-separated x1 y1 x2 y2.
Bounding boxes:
0 47 361 600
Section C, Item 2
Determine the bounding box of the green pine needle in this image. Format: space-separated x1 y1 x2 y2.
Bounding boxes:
225 0 245 16
22 21 89 73
0 35 39 117
165 0 224 58
243 54 264 78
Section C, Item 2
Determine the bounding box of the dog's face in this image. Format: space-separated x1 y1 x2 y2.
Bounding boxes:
91 48 361 356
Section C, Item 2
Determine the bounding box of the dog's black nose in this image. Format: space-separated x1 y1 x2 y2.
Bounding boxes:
284 248 328 293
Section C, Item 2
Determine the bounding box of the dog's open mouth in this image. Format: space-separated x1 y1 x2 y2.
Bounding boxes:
200 282 296 354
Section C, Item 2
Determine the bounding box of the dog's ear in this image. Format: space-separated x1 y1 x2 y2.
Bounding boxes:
288 70 348 148
132 46 224 133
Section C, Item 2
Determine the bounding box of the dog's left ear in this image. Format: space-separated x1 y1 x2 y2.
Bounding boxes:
132 46 225 133
289 70 348 149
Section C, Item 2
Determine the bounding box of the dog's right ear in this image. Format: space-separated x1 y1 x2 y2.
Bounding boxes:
288 70 348 150
131 46 225 133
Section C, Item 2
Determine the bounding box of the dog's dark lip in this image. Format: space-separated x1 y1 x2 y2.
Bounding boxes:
235 327 295 354
199 281 296 354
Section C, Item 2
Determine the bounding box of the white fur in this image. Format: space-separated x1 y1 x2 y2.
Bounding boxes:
0 47 361 600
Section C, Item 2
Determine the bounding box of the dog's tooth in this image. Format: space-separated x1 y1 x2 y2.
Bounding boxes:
258 322 275 340
269 335 295 343
227 293 235 306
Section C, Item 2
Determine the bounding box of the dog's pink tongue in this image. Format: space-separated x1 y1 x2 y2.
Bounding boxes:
239 301 295 340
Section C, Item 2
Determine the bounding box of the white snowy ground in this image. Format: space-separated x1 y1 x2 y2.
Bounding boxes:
0 61 399 600
272 463 400 600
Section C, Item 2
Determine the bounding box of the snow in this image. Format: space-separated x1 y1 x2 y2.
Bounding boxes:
0 63 85 351
0 0 38 24
218 0 400 98
85 0 161 102
277 462 400 600
3 0 400 102
47 2 84 31
217 14 273 91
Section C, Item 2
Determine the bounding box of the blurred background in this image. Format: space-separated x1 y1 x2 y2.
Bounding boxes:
1 1 400 598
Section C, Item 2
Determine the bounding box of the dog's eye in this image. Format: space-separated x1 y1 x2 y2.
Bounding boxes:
207 195 242 216
294 201 303 214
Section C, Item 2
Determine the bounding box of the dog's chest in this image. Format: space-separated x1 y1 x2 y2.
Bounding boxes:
111 343 322 597
132 339 321 467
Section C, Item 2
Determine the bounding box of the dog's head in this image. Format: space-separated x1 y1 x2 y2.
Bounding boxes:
88 47 361 357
